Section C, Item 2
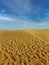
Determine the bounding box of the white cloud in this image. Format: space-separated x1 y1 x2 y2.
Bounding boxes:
36 21 49 26
0 15 16 21
0 13 49 30
1 0 32 16
1 10 6 13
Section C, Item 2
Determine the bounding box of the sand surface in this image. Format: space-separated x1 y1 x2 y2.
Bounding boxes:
0 30 49 65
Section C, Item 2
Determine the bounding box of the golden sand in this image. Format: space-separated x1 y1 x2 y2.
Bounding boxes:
0 30 49 65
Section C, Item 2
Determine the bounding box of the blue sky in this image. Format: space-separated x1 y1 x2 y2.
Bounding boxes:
0 0 49 30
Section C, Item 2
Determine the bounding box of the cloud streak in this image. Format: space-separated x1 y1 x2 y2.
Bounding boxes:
0 16 14 21
0 14 49 30
0 0 49 29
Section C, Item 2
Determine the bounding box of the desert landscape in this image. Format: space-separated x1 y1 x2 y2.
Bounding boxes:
0 30 49 65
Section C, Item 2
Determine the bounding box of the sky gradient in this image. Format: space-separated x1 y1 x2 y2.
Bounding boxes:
0 0 49 30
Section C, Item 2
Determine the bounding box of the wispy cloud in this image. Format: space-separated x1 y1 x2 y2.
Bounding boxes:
0 14 49 30
0 0 49 30
0 0 32 16
0 14 16 21
0 16 13 21
37 21 49 26
1 10 6 13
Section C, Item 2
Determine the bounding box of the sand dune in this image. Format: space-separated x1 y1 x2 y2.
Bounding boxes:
0 30 49 65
